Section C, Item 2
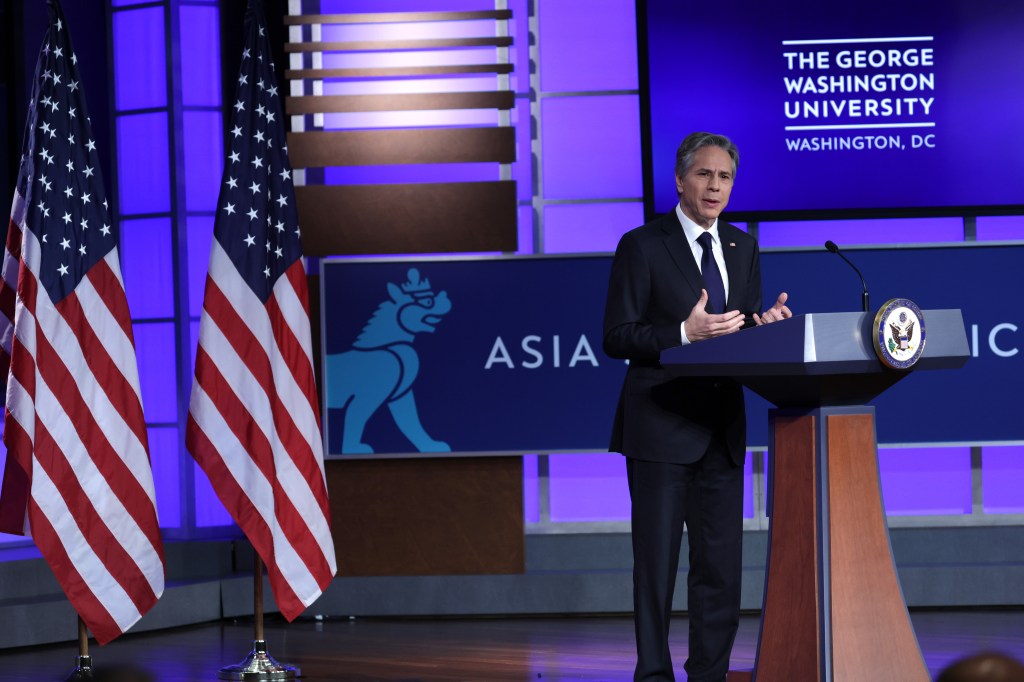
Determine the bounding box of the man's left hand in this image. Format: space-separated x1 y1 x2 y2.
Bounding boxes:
753 292 792 325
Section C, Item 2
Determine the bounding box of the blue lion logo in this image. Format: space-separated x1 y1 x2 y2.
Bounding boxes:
326 268 452 454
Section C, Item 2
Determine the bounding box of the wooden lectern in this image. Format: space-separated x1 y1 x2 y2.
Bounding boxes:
661 310 969 682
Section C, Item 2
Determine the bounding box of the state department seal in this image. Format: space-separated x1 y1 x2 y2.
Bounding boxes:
873 298 926 370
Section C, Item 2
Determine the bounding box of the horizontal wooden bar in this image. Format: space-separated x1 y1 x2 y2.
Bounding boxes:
284 36 513 53
296 181 518 255
284 10 512 25
286 91 515 114
285 64 513 80
288 128 516 168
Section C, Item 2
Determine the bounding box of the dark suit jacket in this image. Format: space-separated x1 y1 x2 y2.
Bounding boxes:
603 211 762 466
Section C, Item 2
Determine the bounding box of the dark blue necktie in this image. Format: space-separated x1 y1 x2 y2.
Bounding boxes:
697 231 726 314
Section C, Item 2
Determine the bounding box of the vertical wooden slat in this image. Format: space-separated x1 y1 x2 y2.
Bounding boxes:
827 414 929 681
754 414 821 681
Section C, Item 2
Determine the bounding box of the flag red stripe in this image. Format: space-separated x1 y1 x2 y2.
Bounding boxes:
57 288 148 447
193 347 332 581
27 499 124 646
31 302 164 556
88 258 134 342
283 261 311 318
0 420 31 534
4 218 23 266
32 421 158 611
203 279 276 398
185 415 306 617
267 269 321 418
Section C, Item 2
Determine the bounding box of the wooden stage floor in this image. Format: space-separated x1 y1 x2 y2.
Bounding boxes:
1 610 1022 681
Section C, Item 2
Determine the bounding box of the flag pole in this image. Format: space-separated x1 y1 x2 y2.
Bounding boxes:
64 617 93 680
255 553 264 642
217 551 299 680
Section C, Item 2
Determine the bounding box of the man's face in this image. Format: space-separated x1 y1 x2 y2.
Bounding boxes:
675 145 735 228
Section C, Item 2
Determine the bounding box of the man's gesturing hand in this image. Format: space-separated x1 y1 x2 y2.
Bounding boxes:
684 289 745 342
754 292 792 325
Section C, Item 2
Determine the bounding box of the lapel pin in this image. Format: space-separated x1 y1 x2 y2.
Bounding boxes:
729 242 736 247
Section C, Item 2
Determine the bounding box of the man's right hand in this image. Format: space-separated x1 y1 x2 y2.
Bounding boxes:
684 289 745 342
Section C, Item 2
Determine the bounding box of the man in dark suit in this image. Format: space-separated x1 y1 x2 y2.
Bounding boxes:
603 132 791 682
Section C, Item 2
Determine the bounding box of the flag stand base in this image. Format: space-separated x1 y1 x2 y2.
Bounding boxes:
64 655 93 680
217 640 299 681
218 555 300 680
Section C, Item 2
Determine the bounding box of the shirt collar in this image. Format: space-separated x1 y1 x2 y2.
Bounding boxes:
675 203 720 247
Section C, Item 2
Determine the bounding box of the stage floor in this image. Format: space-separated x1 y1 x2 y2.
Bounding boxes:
1 610 1022 681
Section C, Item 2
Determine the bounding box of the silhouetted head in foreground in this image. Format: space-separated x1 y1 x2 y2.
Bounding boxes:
938 652 1024 682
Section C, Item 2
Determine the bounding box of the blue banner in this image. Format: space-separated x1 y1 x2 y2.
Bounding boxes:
321 245 1023 456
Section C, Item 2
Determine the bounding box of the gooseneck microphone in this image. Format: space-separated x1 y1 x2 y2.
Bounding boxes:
824 240 870 312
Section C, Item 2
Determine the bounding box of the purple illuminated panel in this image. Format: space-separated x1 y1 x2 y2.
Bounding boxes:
878 447 972 516
121 218 174 319
523 454 539 523
324 163 498 185
511 0 529 94
320 0 489 12
322 47 498 70
543 202 644 253
982 446 1024 514
183 111 224 212
179 5 221 107
324 109 500 130
743 452 755 519
518 204 534 255
323 20 496 42
117 113 170 215
187 217 214 316
323 76 498 96
148 427 181 528
539 0 638 92
758 217 964 248
112 7 167 111
194 461 235 528
513 98 531 202
976 215 1024 241
132 322 179 424
541 95 642 200
549 453 630 522
0 533 25 546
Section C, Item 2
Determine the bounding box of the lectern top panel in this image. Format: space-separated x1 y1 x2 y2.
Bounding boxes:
660 310 969 407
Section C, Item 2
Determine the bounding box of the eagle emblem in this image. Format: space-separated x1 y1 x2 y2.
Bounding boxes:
888 320 915 353
873 298 926 370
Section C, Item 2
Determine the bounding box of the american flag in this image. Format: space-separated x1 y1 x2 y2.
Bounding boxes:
186 1 336 620
0 0 164 645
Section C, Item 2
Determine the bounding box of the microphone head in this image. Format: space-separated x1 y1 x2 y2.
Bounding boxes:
824 240 839 253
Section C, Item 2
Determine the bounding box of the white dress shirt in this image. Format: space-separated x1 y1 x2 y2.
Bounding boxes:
675 204 729 345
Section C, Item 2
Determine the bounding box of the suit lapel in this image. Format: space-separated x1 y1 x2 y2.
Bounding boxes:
661 213 703 300
720 224 745 310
